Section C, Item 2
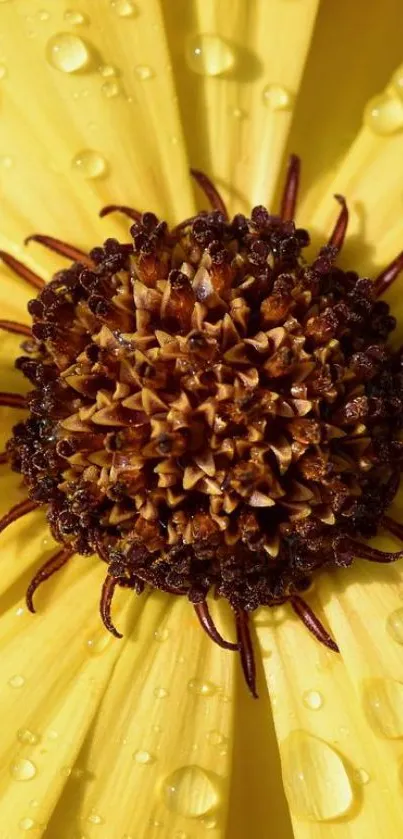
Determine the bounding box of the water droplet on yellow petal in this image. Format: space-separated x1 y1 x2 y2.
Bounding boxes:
134 64 154 81
363 678 403 737
154 686 169 699
99 64 117 78
232 107 245 119
19 818 37 831
10 758 37 781
364 92 403 135
154 627 170 642
46 33 92 73
110 0 138 17
64 9 87 25
47 729 58 741
29 800 39 808
101 80 121 98
386 607 403 643
281 731 354 821
17 728 40 745
162 765 219 817
60 766 72 777
203 817 218 830
9 674 25 688
188 678 218 697
38 10 50 21
72 150 108 180
302 690 323 711
206 730 225 746
353 767 370 785
133 749 156 765
87 812 104 825
262 84 293 111
186 33 234 77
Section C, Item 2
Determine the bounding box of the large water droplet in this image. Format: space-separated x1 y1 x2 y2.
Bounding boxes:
364 92 403 136
162 765 219 817
386 607 403 644
188 678 218 697
110 0 138 17
281 731 354 821
302 690 323 711
133 749 156 765
19 818 37 831
134 64 154 81
72 150 108 180
186 34 234 77
46 33 92 73
262 84 293 111
8 674 25 688
64 9 88 25
10 758 37 781
17 728 40 745
363 677 403 738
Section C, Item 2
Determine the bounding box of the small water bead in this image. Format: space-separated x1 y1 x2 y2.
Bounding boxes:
64 9 88 25
281 731 354 821
10 758 37 781
99 64 118 78
46 33 92 74
73 150 108 180
38 10 50 21
47 729 58 741
17 729 40 745
362 677 403 738
353 768 371 786
9 674 25 688
60 766 72 778
87 812 104 825
0 63 7 79
186 33 234 77
101 80 121 98
134 64 154 81
15 607 25 617
154 627 170 642
206 730 225 746
19 818 37 831
174 832 188 839
163 765 219 818
110 0 138 17
154 686 169 699
364 92 403 136
133 749 156 765
203 817 218 830
386 607 403 644
29 800 39 809
302 690 324 711
262 84 293 111
232 107 245 120
188 678 218 697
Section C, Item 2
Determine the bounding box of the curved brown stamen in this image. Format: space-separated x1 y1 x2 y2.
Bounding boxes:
194 601 238 651
100 574 123 638
0 451 7 464
234 609 258 698
280 154 300 222
26 547 74 613
328 195 349 251
99 204 142 223
160 582 188 596
348 539 403 563
374 251 403 297
382 515 403 542
0 320 31 337
190 169 229 221
0 498 38 535
290 595 339 653
170 214 206 237
0 392 27 409
25 234 94 268
0 250 45 291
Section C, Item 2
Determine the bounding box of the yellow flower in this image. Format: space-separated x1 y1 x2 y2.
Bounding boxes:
2 1 403 838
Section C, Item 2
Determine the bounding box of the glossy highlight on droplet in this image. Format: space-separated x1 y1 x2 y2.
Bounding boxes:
46 33 92 74
10 758 37 781
162 765 219 817
19 818 37 832
262 84 293 111
134 64 154 81
186 33 234 77
8 674 25 688
110 0 138 17
133 749 156 765
302 689 323 711
101 80 121 98
364 92 403 136
362 677 403 738
17 728 40 745
87 811 104 825
72 150 108 180
64 9 87 25
188 678 218 697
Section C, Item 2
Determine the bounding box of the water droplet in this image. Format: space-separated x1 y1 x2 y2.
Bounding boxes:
99 64 117 78
302 690 323 711
29 800 39 808
8 674 25 688
206 730 225 746
364 92 403 136
134 64 154 81
0 63 7 79
64 9 87 25
363 677 403 738
162 765 219 817
152 724 162 734
19 818 37 831
203 817 218 830
133 749 156 765
186 33 234 77
188 678 217 697
72 767 85 779
110 0 138 17
38 9 50 21
386 607 403 643
87 812 104 825
47 729 58 740
73 150 108 180
101 80 121 98
154 686 168 699
46 33 92 74
262 84 293 111
174 832 188 839
281 730 354 821
353 767 370 785
17 728 40 745
154 627 170 642
10 758 37 781
60 765 72 777
232 107 245 120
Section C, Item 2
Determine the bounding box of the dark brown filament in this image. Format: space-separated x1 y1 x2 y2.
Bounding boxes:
25 234 94 268
382 515 403 542
0 320 31 337
290 595 339 653
0 250 45 291
190 169 229 221
349 539 403 563
0 451 7 464
0 498 38 535
374 250 403 297
194 601 238 651
26 547 74 613
99 205 142 223
328 195 349 250
0 391 26 409
234 609 258 698
170 213 208 238
100 574 123 638
280 154 300 222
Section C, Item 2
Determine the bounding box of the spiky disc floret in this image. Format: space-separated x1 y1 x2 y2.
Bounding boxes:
7 203 403 619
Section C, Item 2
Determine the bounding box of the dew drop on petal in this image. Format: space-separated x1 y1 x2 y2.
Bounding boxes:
353 767 371 785
133 749 156 765
262 84 293 111
9 674 25 688
203 817 218 830
46 33 92 74
0 63 7 79
72 150 108 180
29 800 39 809
110 0 138 17
10 758 37 781
364 92 403 135
47 729 58 741
38 10 50 21
281 730 354 821
154 686 169 699
17 728 40 745
99 64 117 78
162 765 220 817
101 80 121 98
87 812 104 825
19 818 37 831
386 607 403 644
64 9 87 25
188 678 218 697
186 33 234 77
154 627 170 642
134 64 154 81
302 690 323 711
206 730 225 746
362 678 403 738
60 766 72 777
232 107 245 119
174 832 188 839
